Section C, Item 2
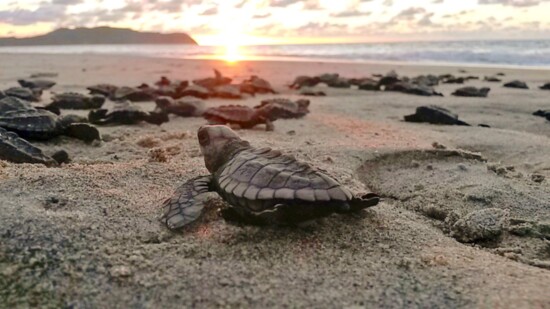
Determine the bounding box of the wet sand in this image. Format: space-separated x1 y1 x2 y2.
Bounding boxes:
1 53 550 308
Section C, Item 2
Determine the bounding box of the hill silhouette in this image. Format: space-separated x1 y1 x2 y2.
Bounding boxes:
0 27 197 46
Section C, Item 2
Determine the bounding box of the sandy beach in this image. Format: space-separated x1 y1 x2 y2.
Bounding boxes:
1 53 550 308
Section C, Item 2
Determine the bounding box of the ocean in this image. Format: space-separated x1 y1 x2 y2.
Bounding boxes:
1 39 550 68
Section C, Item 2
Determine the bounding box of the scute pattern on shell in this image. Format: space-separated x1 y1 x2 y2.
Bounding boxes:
214 147 353 214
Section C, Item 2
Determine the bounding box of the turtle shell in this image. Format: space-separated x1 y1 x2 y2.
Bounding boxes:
203 105 257 126
452 87 490 98
87 84 118 97
0 97 33 115
0 127 56 165
50 92 105 109
113 87 156 102
0 109 62 140
18 79 56 90
4 87 41 102
404 105 469 126
255 98 310 119
212 147 355 223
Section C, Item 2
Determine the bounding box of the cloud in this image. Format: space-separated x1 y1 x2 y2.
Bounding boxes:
269 0 302 7
330 11 371 18
478 0 547 6
199 7 218 15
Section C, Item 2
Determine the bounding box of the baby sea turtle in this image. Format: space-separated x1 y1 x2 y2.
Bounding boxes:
0 109 100 141
18 79 56 90
113 86 156 102
254 98 310 119
385 82 443 97
160 125 380 229
290 76 321 89
46 92 106 109
0 127 57 166
300 89 326 96
484 76 502 82
180 85 210 99
4 87 41 102
0 96 33 115
203 105 275 131
213 85 242 99
89 101 169 126
452 87 491 98
358 80 380 91
193 69 232 90
87 84 118 97
404 105 470 126
504 80 529 89
533 110 550 121
540 83 550 90
326 78 351 89
154 96 205 117
240 76 276 95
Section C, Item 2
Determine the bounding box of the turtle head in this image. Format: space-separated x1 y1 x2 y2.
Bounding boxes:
198 125 249 173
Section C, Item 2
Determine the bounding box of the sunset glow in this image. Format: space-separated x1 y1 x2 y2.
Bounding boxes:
1 0 550 44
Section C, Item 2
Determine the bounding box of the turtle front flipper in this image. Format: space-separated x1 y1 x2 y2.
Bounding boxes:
161 175 214 230
349 193 380 212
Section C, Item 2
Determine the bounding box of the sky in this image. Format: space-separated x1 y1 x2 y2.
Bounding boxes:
0 0 550 45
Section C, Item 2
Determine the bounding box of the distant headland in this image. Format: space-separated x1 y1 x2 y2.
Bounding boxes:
0 27 198 46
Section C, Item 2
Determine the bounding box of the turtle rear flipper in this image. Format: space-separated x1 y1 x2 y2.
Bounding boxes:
146 111 169 125
161 175 214 230
349 193 380 212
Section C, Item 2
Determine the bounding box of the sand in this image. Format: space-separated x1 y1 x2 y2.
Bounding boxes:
1 53 550 308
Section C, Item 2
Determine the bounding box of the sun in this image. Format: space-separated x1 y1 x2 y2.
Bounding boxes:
223 44 242 63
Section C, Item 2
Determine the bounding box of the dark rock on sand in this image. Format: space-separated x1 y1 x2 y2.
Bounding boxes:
404 105 470 126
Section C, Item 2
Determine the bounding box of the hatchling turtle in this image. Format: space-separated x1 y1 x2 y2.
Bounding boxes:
442 77 465 84
358 80 380 91
203 105 276 131
299 88 326 96
404 105 470 126
540 83 550 90
179 85 210 99
289 76 321 89
4 87 41 102
240 76 276 95
46 92 106 109
0 127 57 166
533 110 550 121
0 96 33 115
0 90 5 100
18 79 56 90
385 82 442 97
89 101 169 126
326 78 351 89
254 98 310 119
213 85 242 99
87 84 118 97
484 76 502 82
377 71 400 87
0 108 100 141
193 69 232 90
452 87 491 98
155 96 205 117
113 86 156 102
504 80 529 89
160 125 380 229
155 76 172 87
